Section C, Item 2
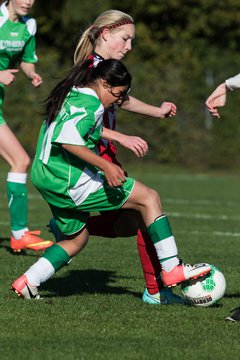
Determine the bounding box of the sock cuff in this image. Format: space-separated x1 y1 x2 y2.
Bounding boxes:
11 228 29 239
147 214 172 244
43 244 71 271
7 172 27 184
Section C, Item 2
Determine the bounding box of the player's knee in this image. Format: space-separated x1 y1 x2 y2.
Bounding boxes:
146 187 160 205
20 154 31 170
141 187 162 213
12 153 31 172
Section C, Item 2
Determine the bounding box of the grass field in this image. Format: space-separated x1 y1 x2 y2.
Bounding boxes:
0 163 240 360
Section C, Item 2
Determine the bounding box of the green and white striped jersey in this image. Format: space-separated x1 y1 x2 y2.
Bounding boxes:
31 87 106 208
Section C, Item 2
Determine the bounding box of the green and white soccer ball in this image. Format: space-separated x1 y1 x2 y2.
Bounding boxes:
181 264 226 307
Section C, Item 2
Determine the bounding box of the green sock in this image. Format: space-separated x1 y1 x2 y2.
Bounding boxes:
7 181 28 230
148 215 173 244
43 244 71 271
147 215 178 262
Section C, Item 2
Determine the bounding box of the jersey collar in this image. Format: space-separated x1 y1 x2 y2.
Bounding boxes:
0 2 9 27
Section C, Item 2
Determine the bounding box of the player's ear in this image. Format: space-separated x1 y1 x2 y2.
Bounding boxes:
101 28 111 41
101 79 109 89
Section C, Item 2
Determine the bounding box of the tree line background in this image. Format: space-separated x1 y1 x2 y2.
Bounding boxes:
4 0 240 169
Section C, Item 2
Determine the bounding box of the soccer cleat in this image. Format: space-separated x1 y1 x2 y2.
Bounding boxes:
142 287 186 305
162 263 212 287
10 230 54 252
47 218 64 242
11 275 40 299
225 307 240 322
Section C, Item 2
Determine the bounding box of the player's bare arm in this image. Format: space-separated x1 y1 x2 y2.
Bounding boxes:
120 95 177 118
205 83 227 118
20 61 43 87
102 127 148 157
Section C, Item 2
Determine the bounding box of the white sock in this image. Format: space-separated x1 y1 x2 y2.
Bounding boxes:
161 256 179 272
7 172 27 184
12 228 29 240
25 258 55 286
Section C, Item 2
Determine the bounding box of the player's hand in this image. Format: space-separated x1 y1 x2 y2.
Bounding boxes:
102 162 126 187
159 102 177 118
0 69 19 85
117 135 148 157
205 83 227 118
31 72 43 87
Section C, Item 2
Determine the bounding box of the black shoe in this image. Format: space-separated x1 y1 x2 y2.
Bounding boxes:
225 307 240 322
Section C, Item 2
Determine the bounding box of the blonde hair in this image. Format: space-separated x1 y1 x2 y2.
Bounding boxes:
74 10 134 64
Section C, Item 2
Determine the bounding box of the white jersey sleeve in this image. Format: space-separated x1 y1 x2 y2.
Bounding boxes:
225 74 240 90
22 17 37 36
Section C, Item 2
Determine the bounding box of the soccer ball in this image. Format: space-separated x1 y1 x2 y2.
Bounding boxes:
181 264 226 307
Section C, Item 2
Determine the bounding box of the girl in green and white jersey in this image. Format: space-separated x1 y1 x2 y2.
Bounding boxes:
11 58 211 299
0 0 52 252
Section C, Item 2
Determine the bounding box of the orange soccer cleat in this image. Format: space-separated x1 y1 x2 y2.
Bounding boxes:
162 263 212 287
11 275 40 299
10 230 54 252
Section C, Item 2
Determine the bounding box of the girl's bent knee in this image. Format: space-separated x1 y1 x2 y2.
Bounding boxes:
11 154 31 172
148 188 160 202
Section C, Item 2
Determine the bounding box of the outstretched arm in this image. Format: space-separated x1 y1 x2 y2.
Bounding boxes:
205 83 227 118
205 73 240 118
120 96 177 118
20 61 43 87
102 127 148 158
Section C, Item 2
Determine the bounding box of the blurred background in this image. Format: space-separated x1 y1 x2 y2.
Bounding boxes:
4 0 240 170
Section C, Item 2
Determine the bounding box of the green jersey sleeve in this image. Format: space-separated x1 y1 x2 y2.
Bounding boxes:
54 112 91 147
53 89 104 149
53 111 102 149
21 35 37 63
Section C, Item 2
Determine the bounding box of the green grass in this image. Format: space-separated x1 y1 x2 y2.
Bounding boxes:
0 163 240 359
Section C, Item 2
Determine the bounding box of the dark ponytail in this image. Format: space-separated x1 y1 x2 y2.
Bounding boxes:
45 59 131 125
45 60 92 125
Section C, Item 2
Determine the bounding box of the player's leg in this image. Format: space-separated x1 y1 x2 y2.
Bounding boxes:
49 209 184 304
12 225 89 299
75 177 210 289
122 180 211 287
48 211 124 241
113 211 165 298
0 123 30 237
51 209 162 293
0 124 53 251
13 176 210 299
137 230 185 304
87 211 121 238
98 209 185 303
88 210 165 300
12 204 90 298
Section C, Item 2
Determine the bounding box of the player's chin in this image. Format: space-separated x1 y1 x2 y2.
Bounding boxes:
18 10 29 16
117 53 125 60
